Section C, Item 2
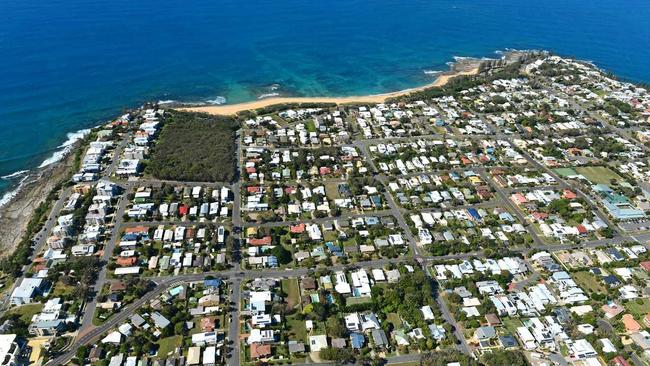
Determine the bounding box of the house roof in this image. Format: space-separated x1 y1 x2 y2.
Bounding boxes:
622 314 641 332
250 343 272 359
371 329 388 346
288 341 305 353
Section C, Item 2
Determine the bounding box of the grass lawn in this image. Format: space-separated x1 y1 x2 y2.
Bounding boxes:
346 296 372 305
324 181 342 200
575 166 625 185
157 335 183 358
51 281 75 297
501 317 523 335
8 303 44 322
286 316 308 342
572 271 607 295
342 238 358 247
324 231 338 242
553 167 578 178
305 120 317 133
388 362 419 366
626 298 650 318
282 278 300 310
385 312 402 328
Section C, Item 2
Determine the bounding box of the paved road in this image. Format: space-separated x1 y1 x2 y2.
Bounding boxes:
227 278 241 366
32 100 650 366
0 186 73 310
78 185 130 333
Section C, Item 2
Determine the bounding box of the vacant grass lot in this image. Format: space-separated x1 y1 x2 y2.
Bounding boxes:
575 166 625 185
282 278 300 310
147 111 237 182
626 298 650 318
157 335 183 358
7 303 43 322
572 271 607 295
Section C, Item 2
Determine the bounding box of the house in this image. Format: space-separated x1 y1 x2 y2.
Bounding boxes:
247 329 275 344
0 334 21 366
371 329 389 348
10 278 44 305
611 356 632 366
568 339 597 359
28 319 65 336
485 313 501 326
499 335 518 349
309 335 328 352
475 326 496 341
622 314 641 333
288 341 305 354
301 278 317 291
421 305 435 321
250 343 272 359
151 312 171 329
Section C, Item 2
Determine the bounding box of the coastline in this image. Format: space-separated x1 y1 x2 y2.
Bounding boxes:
0 53 494 257
180 64 480 116
0 144 77 257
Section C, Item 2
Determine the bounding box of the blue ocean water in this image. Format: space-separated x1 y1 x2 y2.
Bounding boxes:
1 0 650 198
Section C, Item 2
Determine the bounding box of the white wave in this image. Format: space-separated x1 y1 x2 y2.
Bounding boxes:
1 170 29 180
158 99 176 105
453 55 494 62
0 175 29 208
206 96 227 105
258 92 280 100
38 128 91 168
423 70 442 75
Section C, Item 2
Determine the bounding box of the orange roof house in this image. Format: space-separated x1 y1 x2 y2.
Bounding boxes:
201 317 216 332
511 193 528 205
110 281 127 292
250 343 272 359
116 257 138 267
248 236 272 246
290 223 306 234
562 189 577 200
124 226 149 235
622 314 641 333
639 261 650 272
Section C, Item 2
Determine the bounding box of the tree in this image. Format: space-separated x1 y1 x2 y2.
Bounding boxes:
269 245 292 265
320 347 356 364
420 350 479 366
326 316 346 338
481 350 529 366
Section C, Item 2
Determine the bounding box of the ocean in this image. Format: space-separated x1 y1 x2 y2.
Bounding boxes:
1 0 650 201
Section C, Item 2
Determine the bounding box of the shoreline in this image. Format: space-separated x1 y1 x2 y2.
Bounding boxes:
180 63 481 116
0 51 516 256
0 143 78 257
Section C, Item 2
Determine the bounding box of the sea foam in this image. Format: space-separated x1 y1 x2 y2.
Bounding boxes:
0 175 30 208
38 128 91 168
1 170 29 180
206 96 227 105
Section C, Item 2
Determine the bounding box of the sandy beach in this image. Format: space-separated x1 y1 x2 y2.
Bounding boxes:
181 67 479 115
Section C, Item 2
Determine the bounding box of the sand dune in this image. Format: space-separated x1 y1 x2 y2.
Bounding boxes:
180 68 478 115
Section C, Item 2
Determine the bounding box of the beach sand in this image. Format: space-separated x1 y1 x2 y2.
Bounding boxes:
181 67 479 116
0 61 483 257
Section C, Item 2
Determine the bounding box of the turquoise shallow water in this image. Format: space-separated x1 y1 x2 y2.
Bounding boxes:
1 0 650 197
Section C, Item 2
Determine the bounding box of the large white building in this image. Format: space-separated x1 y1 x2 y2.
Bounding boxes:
0 334 22 366
10 278 44 306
